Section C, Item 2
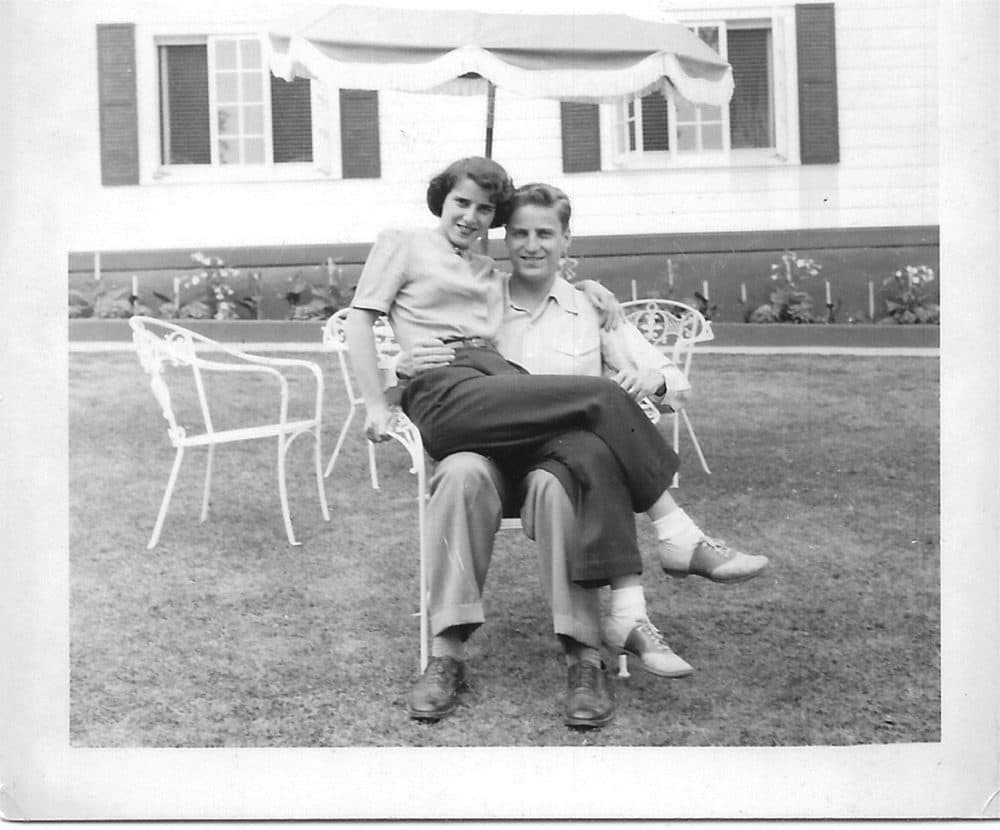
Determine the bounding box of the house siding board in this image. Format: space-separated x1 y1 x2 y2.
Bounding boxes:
97 23 139 185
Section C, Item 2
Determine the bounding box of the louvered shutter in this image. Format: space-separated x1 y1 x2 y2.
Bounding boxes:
159 45 210 165
97 24 139 185
796 3 840 164
729 29 774 148
640 93 669 151
271 76 313 163
339 89 380 179
560 102 601 172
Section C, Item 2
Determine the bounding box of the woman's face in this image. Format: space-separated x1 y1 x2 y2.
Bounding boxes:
505 203 570 284
438 177 497 250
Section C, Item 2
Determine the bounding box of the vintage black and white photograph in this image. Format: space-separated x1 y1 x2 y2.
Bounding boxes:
2 0 998 820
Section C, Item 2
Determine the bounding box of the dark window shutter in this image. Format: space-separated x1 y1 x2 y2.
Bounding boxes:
339 89 380 178
271 76 313 163
640 93 669 151
560 102 601 172
96 24 139 185
796 3 839 164
729 28 774 149
159 45 210 165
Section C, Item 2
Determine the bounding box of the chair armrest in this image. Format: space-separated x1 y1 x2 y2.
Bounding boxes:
189 358 294 424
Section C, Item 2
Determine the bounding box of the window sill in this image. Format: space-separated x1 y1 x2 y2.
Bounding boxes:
607 149 792 172
147 164 335 185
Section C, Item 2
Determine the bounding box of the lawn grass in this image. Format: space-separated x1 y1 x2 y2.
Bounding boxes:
69 351 940 747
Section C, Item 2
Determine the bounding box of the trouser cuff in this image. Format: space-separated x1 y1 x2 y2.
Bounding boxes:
553 612 603 651
431 603 486 639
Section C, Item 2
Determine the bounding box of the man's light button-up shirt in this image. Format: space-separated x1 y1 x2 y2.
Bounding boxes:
497 277 689 405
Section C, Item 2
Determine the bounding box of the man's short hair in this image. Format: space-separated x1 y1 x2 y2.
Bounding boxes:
509 182 572 230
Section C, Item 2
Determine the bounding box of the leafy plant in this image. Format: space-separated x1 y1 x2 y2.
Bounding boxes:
68 290 94 318
879 265 939 325
749 252 823 323
285 260 353 320
91 286 154 318
154 253 258 320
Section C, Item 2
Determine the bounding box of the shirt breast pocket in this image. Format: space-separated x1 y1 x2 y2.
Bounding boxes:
550 334 602 376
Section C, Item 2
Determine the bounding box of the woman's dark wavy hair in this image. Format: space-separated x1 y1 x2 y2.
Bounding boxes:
426 157 515 228
508 182 572 231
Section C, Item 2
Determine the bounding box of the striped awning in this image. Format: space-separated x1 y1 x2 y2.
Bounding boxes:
267 5 734 106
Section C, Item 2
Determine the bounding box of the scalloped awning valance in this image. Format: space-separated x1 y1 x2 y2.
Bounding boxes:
267 5 734 107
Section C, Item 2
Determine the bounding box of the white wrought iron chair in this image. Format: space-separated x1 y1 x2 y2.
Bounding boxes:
130 316 330 549
622 299 714 483
321 308 404 488
321 309 432 666
323 311 640 676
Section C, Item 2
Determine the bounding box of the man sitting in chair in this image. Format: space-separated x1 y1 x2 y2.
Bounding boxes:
396 183 768 728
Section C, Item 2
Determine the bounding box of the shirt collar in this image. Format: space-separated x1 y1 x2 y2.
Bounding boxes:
510 277 580 314
548 276 582 315
507 276 580 318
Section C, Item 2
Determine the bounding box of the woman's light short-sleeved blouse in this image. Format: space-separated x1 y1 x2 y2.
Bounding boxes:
351 227 509 351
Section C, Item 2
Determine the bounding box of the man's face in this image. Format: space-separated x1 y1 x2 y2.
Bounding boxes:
505 204 570 284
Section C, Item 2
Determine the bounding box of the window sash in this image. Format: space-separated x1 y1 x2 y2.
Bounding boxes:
158 36 314 169
610 18 776 164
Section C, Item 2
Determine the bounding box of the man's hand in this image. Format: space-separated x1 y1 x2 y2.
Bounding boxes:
576 280 625 331
396 338 456 377
611 366 665 400
363 406 400 443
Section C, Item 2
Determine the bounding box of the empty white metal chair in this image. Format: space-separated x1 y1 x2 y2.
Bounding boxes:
321 308 402 488
320 310 432 666
622 299 714 481
130 316 330 549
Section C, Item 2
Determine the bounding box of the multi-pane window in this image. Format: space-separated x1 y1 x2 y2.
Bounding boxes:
611 19 775 162
616 93 669 153
158 36 312 167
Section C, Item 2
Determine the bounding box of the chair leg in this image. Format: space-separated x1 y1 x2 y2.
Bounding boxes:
277 436 300 546
368 441 380 490
148 446 185 550
324 404 356 479
671 411 681 488
313 426 330 522
200 444 215 523
618 653 631 678
417 461 428 674
679 409 711 475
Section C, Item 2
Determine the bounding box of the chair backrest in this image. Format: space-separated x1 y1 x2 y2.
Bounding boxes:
129 316 224 444
621 299 714 378
323 309 400 396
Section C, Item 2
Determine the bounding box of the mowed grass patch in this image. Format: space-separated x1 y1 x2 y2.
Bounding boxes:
69 351 939 746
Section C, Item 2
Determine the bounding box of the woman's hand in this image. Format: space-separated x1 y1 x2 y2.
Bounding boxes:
665 388 693 409
396 338 456 377
611 366 665 401
576 279 625 331
363 406 400 443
